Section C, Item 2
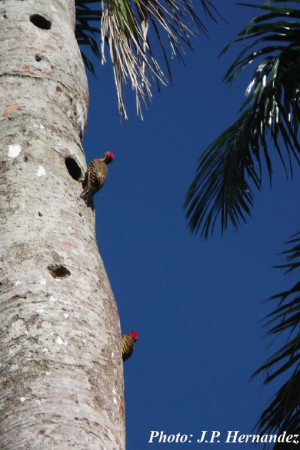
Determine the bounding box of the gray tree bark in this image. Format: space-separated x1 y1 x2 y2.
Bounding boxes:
0 1 125 448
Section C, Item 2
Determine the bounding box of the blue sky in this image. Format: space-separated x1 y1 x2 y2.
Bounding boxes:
82 1 300 448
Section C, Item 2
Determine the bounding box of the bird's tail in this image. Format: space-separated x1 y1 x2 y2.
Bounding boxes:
80 187 94 207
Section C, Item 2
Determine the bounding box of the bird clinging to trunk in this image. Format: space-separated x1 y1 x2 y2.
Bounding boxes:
80 151 114 206
122 331 138 362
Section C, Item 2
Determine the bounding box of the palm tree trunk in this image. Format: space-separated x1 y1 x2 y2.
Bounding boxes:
0 1 125 448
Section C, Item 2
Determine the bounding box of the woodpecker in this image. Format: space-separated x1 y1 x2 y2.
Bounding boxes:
122 331 138 362
80 151 114 206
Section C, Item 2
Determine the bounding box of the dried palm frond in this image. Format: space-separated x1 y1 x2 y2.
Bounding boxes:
100 0 219 119
76 0 220 118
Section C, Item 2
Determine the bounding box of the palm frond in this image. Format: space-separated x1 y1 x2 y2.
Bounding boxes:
75 1 220 118
252 231 300 447
75 0 102 75
185 1 300 237
100 0 220 119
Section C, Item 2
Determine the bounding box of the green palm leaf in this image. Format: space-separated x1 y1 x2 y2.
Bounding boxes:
76 0 102 75
252 231 300 447
185 0 300 238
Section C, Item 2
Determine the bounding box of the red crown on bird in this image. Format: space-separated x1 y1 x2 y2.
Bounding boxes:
128 330 138 342
103 151 114 163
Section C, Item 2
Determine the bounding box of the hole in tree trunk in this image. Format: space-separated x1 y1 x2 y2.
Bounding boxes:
65 157 82 181
48 265 71 279
30 14 52 30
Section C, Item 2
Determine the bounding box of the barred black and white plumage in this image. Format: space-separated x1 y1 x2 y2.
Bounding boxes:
122 331 138 362
80 151 114 206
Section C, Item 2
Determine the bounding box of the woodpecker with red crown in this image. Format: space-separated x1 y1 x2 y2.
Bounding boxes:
121 331 138 362
80 151 114 206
